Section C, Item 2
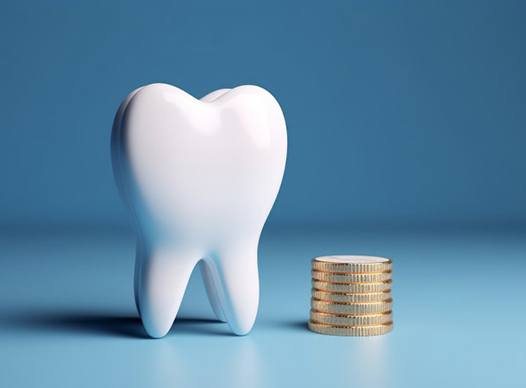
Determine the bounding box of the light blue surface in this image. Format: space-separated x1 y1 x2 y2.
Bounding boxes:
1 0 526 228
1 228 525 387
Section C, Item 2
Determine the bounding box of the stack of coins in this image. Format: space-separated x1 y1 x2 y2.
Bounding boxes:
308 256 393 336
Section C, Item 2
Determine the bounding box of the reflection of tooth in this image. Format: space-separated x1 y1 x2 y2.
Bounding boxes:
111 83 287 338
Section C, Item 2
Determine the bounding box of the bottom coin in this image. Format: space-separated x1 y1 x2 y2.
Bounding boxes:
308 321 393 336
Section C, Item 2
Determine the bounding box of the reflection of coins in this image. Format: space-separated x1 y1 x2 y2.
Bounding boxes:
312 270 392 283
312 279 392 293
312 256 392 273
312 289 391 303
312 298 393 314
310 310 393 326
308 321 393 336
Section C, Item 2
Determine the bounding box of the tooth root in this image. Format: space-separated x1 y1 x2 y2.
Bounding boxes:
199 261 227 322
135 247 198 338
214 243 259 335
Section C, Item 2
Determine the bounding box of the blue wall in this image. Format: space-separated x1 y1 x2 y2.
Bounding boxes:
1 0 525 229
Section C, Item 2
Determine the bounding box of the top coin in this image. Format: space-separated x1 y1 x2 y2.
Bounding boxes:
312 255 392 273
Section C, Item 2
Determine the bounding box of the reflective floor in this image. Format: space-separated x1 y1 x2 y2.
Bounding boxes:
1 227 525 387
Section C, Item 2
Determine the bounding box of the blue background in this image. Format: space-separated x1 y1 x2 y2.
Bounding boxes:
1 1 525 388
1 0 525 229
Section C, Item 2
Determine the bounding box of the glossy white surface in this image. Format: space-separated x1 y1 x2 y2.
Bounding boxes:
111 84 287 338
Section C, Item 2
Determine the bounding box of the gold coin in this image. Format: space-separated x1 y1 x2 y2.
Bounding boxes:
312 270 391 283
311 298 393 314
308 321 393 336
312 255 392 273
310 309 392 326
312 289 391 303
312 279 392 293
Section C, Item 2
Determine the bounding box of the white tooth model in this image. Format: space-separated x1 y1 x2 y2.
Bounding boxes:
111 83 287 338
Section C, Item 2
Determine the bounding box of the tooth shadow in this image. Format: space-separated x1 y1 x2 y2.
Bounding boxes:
0 311 148 338
169 317 236 337
0 311 233 338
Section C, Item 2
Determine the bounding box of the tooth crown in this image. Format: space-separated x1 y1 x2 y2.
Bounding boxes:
112 83 287 338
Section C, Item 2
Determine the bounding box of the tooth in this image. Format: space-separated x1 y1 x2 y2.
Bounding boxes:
136 248 200 338
213 241 260 335
200 88 230 102
114 88 232 323
112 83 287 338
